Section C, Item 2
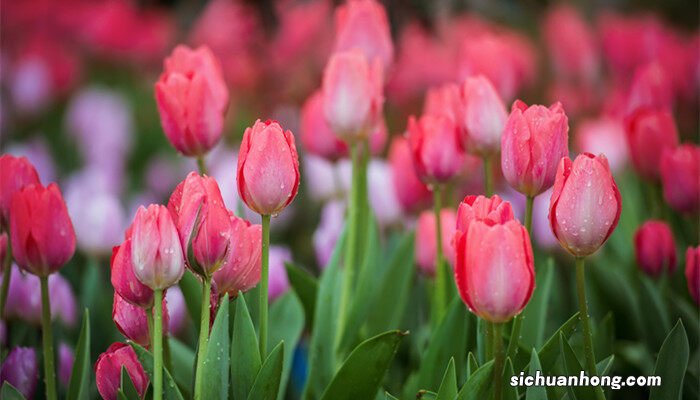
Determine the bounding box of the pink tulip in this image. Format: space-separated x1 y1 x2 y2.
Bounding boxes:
634 220 676 278
112 292 168 347
660 144 700 214
333 0 394 70
58 343 74 388
407 114 465 184
423 83 461 124
549 153 622 257
367 159 403 226
387 137 432 213
237 120 300 216
268 246 292 302
313 200 346 269
10 183 75 277
574 117 628 174
458 76 508 156
155 45 229 157
542 5 599 82
624 108 679 180
415 209 457 277
95 343 148 400
686 246 700 305
300 90 347 161
625 63 673 116
322 50 384 141
455 195 515 234
130 205 184 290
0 154 40 227
212 214 262 298
111 237 154 309
0 347 38 399
165 286 187 336
501 100 569 197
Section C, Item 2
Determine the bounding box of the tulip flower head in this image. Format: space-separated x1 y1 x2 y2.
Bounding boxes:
237 120 300 216
112 292 168 347
624 108 679 181
660 144 700 214
300 90 347 161
634 220 676 278
95 343 148 400
387 136 432 213
415 209 457 277
212 213 262 298
458 75 508 156
549 153 622 257
333 0 394 70
685 246 700 305
111 237 154 309
0 347 38 399
0 154 40 228
407 114 465 185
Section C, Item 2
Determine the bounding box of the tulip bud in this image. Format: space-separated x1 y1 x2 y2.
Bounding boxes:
0 155 40 228
155 45 229 157
549 153 622 257
95 343 149 400
237 120 300 216
130 205 185 290
415 209 457 277
212 214 262 298
300 90 347 161
625 63 673 115
634 220 676 278
387 137 431 213
322 50 384 141
624 108 679 180
111 238 154 309
112 292 169 347
333 0 394 70
10 183 75 277
454 218 534 323
168 172 232 276
456 195 515 233
59 343 74 387
268 246 292 302
501 100 569 197
458 76 508 156
660 144 700 214
407 114 465 184
0 347 38 399
685 246 699 305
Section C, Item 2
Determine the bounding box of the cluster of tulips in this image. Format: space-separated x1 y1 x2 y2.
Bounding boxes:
1 0 699 400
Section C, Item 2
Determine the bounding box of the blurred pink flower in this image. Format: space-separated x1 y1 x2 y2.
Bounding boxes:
575 117 629 174
367 159 403 227
166 286 187 336
333 0 394 70
415 209 457 277
268 246 292 302
6 138 57 184
542 5 599 83
313 200 345 269
58 343 74 388
0 347 38 399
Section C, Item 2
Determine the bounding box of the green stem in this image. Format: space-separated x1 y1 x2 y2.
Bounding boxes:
260 214 271 357
493 323 504 400
575 258 606 400
485 322 494 360
0 236 12 320
196 156 208 175
432 186 447 323
194 277 211 399
40 276 57 400
524 196 534 234
483 156 493 196
153 289 164 400
146 307 154 348
506 315 522 360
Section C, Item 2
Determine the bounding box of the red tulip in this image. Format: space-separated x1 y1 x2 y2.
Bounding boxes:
0 155 40 227
110 237 154 309
685 246 699 305
454 218 534 323
501 100 569 197
322 50 384 141
300 90 347 161
112 293 168 347
237 120 300 216
549 153 622 257
387 137 432 213
333 0 394 70
212 214 262 298
458 75 508 156
10 183 75 277
415 209 457 277
624 108 679 180
168 172 232 276
95 343 148 400
634 220 676 278
455 195 515 233
407 114 465 184
155 45 229 157
625 63 673 116
660 144 700 214
130 205 184 290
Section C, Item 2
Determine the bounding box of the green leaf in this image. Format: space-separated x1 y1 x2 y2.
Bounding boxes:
284 262 318 329
558 333 596 400
320 330 406 400
179 272 202 333
520 258 554 348
596 355 615 376
67 309 90 400
526 349 547 400
417 390 437 399
537 312 580 373
467 353 479 378
248 342 285 400
201 293 230 399
129 342 185 400
435 358 458 400
502 358 518 400
167 338 195 398
269 292 305 400
594 313 614 361
639 275 672 349
0 383 26 400
384 392 399 400
650 320 689 400
231 294 261 400
456 360 493 400
119 366 142 400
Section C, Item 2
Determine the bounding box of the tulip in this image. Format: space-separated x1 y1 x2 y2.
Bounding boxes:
501 100 569 197
0 347 38 399
634 220 676 278
300 90 347 161
111 238 154 309
2 267 76 327
423 83 461 124
455 195 515 234
0 155 40 227
212 213 262 298
660 144 700 214
168 172 232 277
686 246 700 305
237 120 300 216
406 114 465 184
575 118 628 174
58 343 74 388
268 246 292 302
625 63 673 116
458 76 508 157
113 293 151 347
549 153 621 257
0 233 7 268
415 209 457 277
322 50 384 141
367 160 403 227
333 0 394 70
95 343 149 400
542 5 599 83
387 137 432 213
155 45 229 157
313 200 346 269
624 108 679 180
